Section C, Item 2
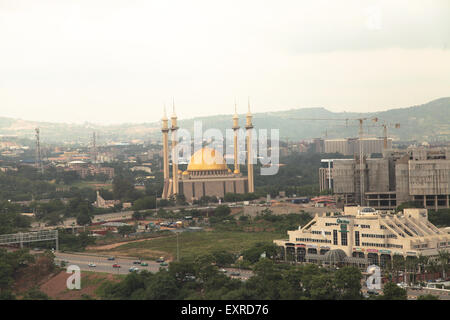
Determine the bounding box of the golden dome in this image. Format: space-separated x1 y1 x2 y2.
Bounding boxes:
187 147 228 171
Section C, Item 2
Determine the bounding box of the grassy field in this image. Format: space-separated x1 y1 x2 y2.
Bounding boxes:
71 181 113 190
99 230 286 260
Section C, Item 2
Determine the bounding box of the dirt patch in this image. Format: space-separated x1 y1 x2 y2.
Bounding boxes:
39 271 120 300
86 236 168 251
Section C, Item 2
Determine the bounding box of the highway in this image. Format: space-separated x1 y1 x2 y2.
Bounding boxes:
54 252 253 280
31 204 232 230
54 252 166 275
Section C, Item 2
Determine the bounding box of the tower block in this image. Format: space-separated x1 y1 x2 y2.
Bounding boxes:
246 100 255 193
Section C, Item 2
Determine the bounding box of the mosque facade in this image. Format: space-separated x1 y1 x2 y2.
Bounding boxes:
161 103 255 202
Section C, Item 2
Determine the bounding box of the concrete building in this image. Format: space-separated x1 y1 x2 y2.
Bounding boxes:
274 207 450 269
318 137 392 156
93 191 120 208
319 147 450 210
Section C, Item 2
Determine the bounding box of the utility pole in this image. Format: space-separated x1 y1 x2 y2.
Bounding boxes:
35 128 44 174
176 232 180 262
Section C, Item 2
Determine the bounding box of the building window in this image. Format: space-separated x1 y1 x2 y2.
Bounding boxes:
341 232 348 246
355 231 360 246
333 230 338 245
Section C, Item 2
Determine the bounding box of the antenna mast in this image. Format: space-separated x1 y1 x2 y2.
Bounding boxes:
35 128 44 174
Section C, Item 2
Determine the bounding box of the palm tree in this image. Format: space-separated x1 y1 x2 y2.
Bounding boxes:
417 254 429 282
426 259 440 280
437 250 450 280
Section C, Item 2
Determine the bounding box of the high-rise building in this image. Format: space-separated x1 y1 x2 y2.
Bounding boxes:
319 147 450 210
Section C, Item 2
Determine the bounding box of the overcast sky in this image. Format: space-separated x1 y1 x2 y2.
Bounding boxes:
1 0 449 124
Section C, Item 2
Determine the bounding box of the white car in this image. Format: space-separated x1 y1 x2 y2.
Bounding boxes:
88 263 96 267
219 268 227 273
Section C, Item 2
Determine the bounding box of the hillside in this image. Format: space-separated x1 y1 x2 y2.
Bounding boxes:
0 97 449 144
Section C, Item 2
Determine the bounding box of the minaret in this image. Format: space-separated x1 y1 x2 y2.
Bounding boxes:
170 101 179 196
161 106 170 199
232 101 240 174
245 98 254 193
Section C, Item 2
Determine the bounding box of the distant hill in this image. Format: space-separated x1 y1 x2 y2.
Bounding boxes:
0 97 449 144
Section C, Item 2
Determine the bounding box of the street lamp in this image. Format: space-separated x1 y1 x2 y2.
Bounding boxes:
176 231 180 262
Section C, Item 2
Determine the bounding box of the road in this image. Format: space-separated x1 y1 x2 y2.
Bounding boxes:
53 252 253 280
54 252 165 275
31 204 236 230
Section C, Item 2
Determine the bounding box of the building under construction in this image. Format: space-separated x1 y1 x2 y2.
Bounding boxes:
319 147 450 210
312 137 392 155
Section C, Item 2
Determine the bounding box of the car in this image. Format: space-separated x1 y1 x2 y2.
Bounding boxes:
133 261 141 265
219 268 227 273
367 290 379 296
156 257 165 263
140 262 148 266
160 262 168 266
397 282 407 288
230 272 240 276
107 257 115 261
129 267 139 272
112 264 121 268
88 263 96 267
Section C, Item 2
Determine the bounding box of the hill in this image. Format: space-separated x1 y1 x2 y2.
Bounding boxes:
0 97 449 144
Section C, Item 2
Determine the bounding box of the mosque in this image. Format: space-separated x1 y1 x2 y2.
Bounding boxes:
161 103 255 202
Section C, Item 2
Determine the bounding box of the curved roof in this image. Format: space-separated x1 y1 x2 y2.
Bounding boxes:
324 249 347 264
187 147 228 172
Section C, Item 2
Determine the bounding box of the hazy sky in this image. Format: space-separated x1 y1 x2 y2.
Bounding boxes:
1 0 449 124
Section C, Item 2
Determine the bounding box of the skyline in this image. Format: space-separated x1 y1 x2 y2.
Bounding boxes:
1 0 449 124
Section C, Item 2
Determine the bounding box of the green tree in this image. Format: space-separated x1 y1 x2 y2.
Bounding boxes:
380 282 407 300
334 266 362 299
437 250 449 280
117 225 135 237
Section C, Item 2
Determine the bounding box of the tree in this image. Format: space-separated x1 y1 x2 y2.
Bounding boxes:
334 266 362 299
380 282 407 300
117 225 135 237
437 250 449 280
22 287 50 300
76 212 92 226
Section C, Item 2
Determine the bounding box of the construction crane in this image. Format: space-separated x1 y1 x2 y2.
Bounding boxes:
35 128 44 174
288 116 379 206
380 122 400 150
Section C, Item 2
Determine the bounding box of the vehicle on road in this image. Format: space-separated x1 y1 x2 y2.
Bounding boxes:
219 268 227 273
160 262 168 266
133 261 141 265
140 262 148 266
88 263 96 267
129 267 139 272
156 257 165 263
107 257 115 261
367 290 379 296
230 272 240 276
112 264 121 268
